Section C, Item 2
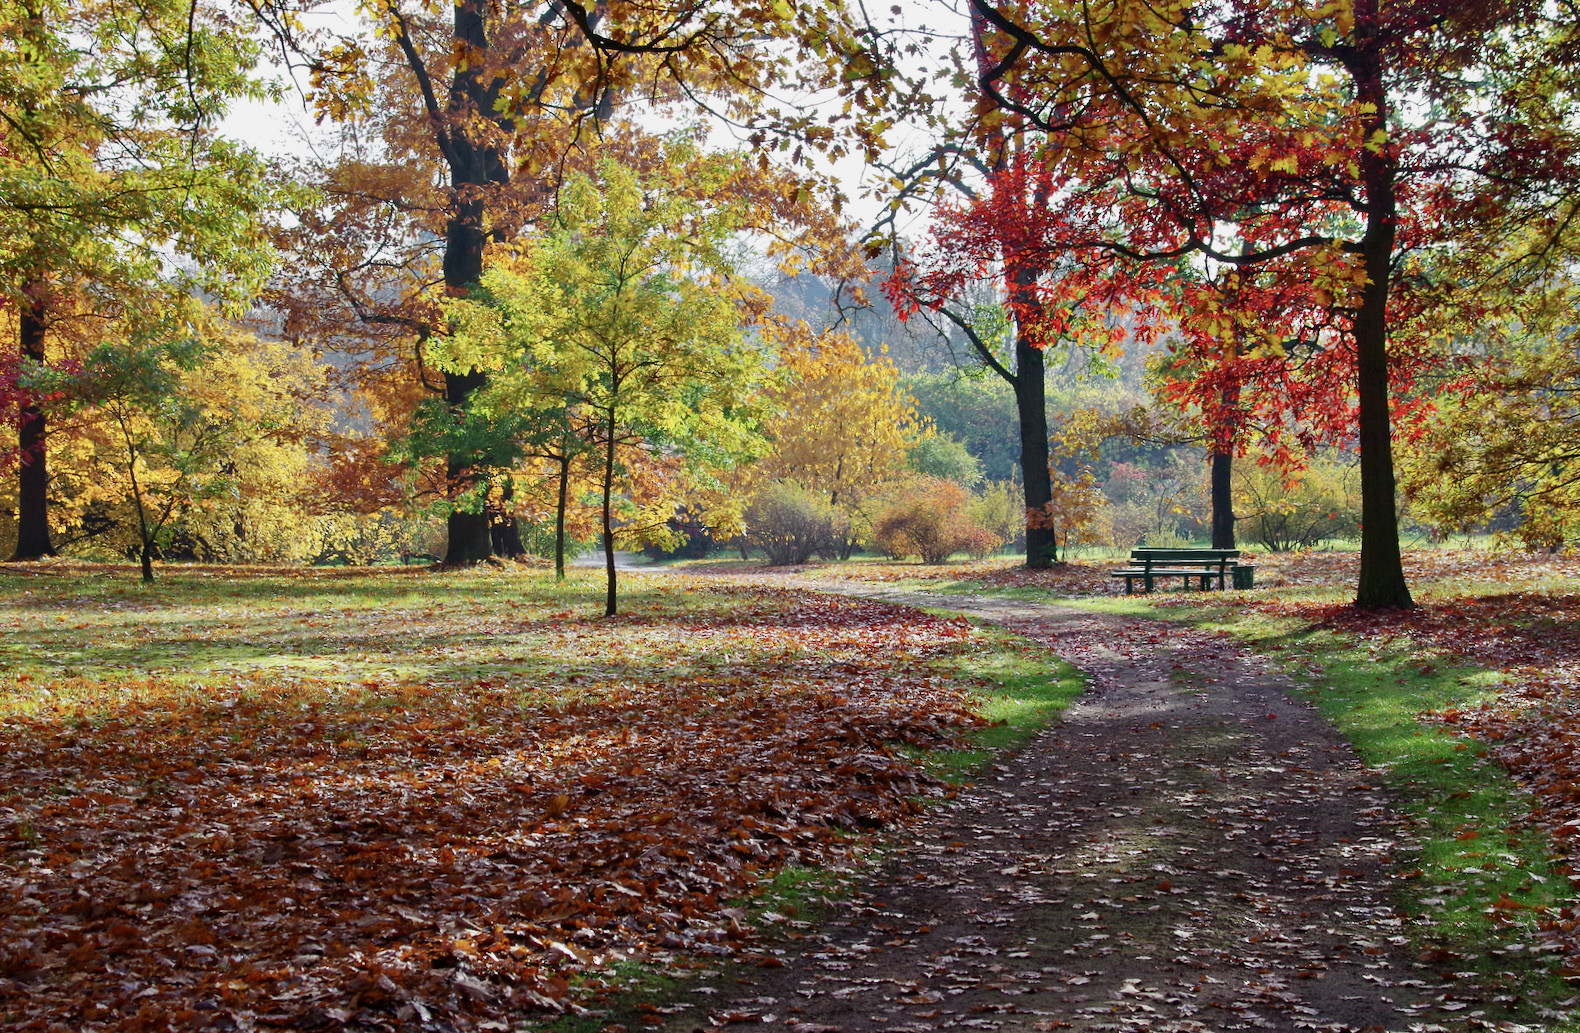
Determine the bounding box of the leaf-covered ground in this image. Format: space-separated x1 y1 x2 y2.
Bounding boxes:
0 565 1012 1031
7 549 1579 1031
643 594 1554 1032
696 549 1580 986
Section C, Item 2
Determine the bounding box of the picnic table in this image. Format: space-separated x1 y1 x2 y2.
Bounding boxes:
1110 547 1254 594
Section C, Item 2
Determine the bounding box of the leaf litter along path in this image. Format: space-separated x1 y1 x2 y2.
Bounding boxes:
661 591 1495 1033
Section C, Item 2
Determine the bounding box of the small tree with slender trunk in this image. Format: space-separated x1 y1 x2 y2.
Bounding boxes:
432 146 767 614
34 334 239 583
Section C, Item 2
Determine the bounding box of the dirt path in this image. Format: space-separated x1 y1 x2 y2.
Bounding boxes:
655 591 1501 1033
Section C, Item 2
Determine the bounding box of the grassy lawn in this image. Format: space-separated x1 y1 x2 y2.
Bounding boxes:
0 561 1084 1030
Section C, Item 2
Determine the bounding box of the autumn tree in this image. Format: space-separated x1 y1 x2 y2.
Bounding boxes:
32 319 320 582
262 0 882 566
745 320 920 558
1400 269 1580 551
432 150 767 615
421 271 602 579
945 0 1580 607
0 0 278 561
1236 454 1361 553
1153 269 1348 551
885 154 1167 568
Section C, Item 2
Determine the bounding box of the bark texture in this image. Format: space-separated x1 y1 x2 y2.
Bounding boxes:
1347 26 1413 609
9 294 56 561
437 0 511 565
1210 450 1235 550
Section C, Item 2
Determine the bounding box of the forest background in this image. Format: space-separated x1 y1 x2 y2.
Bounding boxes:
3 0 1579 614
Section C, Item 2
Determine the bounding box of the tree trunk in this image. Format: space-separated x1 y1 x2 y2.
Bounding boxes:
490 479 527 559
1209 450 1235 549
128 452 154 583
555 453 570 581
602 422 618 617
1349 35 1413 609
10 293 55 561
440 272 494 563
435 0 511 566
1012 316 1057 568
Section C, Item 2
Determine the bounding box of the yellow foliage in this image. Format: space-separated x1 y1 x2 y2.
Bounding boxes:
745 319 921 549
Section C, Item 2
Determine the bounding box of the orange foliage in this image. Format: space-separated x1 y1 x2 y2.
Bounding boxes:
0 588 983 1026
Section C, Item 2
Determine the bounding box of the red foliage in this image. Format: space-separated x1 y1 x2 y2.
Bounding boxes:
885 155 1170 359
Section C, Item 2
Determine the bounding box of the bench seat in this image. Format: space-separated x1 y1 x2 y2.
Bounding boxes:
1110 567 1231 592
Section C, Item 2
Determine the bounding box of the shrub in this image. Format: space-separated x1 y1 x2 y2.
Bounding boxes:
1234 457 1360 552
873 477 1000 563
969 480 1025 552
744 482 844 566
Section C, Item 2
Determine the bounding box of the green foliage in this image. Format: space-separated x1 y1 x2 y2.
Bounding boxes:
906 432 983 487
49 333 224 579
431 144 769 611
1235 455 1361 552
0 0 279 304
902 372 1021 481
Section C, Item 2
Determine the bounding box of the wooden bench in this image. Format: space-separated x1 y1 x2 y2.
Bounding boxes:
1110 548 1252 594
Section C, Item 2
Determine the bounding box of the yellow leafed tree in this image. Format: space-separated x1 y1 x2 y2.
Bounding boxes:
744 321 921 559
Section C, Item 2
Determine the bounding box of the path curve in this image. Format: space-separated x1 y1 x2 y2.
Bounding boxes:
664 589 1488 1033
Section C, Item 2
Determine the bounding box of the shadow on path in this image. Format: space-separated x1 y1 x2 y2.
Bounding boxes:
660 590 1501 1033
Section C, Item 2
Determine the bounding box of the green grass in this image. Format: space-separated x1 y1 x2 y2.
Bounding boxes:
0 564 862 709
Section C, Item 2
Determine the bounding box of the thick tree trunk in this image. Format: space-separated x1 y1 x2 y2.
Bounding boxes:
140 544 154 584
443 368 493 565
1349 37 1414 609
10 295 55 561
1012 338 1057 568
436 0 511 566
490 480 527 559
490 517 525 558
554 454 570 581
1209 450 1235 549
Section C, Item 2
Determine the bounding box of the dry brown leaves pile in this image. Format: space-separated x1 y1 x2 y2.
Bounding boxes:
0 589 984 1031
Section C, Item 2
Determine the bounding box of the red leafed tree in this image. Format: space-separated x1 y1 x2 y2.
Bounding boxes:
886 152 1169 568
942 0 1580 607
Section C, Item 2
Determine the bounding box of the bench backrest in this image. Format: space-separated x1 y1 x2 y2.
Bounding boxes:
1130 548 1239 563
